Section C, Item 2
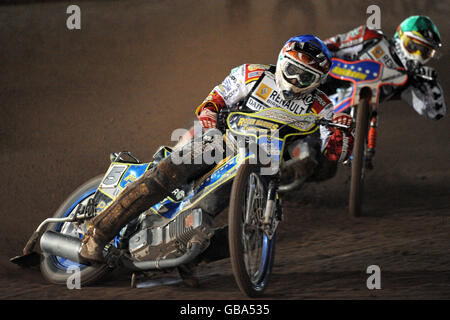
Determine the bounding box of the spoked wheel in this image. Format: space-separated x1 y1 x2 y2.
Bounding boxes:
228 161 276 297
349 93 371 217
40 176 110 285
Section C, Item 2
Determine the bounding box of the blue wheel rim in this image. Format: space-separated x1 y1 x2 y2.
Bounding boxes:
51 188 97 271
243 173 275 291
254 234 274 290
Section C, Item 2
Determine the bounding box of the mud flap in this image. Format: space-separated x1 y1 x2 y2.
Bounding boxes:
10 252 41 268
10 230 43 267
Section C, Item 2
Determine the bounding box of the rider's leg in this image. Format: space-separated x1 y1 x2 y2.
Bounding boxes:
283 134 339 183
80 134 222 263
307 155 338 182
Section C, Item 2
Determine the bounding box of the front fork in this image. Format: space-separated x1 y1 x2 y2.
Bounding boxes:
262 178 281 240
366 110 378 167
350 104 378 169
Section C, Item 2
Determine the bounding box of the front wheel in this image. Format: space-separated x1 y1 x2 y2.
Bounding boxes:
40 176 110 285
349 96 371 217
228 162 276 297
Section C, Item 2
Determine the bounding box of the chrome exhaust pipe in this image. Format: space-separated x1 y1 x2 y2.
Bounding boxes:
120 242 203 271
40 231 206 271
40 231 90 265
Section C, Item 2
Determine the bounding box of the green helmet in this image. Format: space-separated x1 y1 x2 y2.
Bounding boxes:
393 16 442 65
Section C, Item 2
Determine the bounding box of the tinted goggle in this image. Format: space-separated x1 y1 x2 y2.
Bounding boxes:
402 34 436 60
282 61 320 88
285 41 331 73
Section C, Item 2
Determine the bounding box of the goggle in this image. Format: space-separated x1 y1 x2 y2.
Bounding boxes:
285 41 331 73
282 60 320 88
401 33 436 61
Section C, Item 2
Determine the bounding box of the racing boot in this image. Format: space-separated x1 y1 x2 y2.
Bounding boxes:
79 136 222 263
79 167 169 263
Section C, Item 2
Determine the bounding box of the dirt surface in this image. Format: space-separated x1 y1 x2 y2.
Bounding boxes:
0 0 449 300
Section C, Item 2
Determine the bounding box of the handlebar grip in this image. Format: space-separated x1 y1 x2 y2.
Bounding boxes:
317 118 353 130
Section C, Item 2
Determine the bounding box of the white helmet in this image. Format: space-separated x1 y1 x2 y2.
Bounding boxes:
275 35 332 100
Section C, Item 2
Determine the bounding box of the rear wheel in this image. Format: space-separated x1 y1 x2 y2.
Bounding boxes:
349 96 371 217
40 176 110 285
228 162 276 297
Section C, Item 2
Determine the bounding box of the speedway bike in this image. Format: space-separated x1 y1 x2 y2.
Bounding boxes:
11 106 348 297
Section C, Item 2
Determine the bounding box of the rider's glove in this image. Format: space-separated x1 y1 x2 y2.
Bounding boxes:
410 65 437 81
332 113 353 127
416 66 437 80
197 108 218 129
325 113 354 162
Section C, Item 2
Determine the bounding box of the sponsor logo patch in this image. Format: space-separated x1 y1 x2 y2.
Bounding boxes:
247 64 266 71
248 71 262 78
331 66 368 80
236 117 279 131
247 97 266 111
255 83 273 100
371 45 384 59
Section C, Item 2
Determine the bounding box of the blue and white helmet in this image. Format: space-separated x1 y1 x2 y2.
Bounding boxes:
275 35 332 100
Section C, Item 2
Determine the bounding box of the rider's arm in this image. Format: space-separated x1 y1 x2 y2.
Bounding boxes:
195 64 265 116
318 104 334 153
313 90 354 163
310 90 335 154
400 77 446 120
324 25 383 60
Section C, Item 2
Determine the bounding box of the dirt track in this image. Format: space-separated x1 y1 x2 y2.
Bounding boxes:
0 0 449 299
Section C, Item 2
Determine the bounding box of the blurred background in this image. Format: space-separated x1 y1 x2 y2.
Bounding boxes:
0 0 449 299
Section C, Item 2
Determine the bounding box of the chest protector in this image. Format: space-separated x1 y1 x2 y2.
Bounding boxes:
358 38 407 101
244 71 315 115
359 38 403 69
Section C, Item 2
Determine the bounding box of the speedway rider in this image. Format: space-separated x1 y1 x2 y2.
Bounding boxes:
79 35 354 263
322 15 446 121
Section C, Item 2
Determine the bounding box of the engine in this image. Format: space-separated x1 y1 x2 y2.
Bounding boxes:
128 209 213 262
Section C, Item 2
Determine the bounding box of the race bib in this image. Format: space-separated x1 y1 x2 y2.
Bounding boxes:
245 73 314 115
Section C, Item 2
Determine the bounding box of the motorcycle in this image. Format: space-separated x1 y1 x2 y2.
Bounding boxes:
11 106 347 297
326 57 411 217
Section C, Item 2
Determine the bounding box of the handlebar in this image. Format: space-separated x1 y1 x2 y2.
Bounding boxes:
316 118 353 130
218 107 353 132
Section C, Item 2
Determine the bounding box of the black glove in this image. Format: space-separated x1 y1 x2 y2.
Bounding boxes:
408 65 438 96
405 59 437 79
414 66 437 81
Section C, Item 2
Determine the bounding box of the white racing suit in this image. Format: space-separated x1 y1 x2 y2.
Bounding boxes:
196 63 337 159
323 25 446 120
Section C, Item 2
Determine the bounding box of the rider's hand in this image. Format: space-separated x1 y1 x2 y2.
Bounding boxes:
197 108 218 129
332 113 353 129
326 114 354 162
418 66 437 79
413 66 437 82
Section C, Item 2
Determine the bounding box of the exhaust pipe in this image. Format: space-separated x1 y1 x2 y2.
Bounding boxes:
120 242 203 271
40 231 205 271
40 231 90 265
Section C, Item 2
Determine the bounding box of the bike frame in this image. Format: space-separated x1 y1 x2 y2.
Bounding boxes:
93 108 321 239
